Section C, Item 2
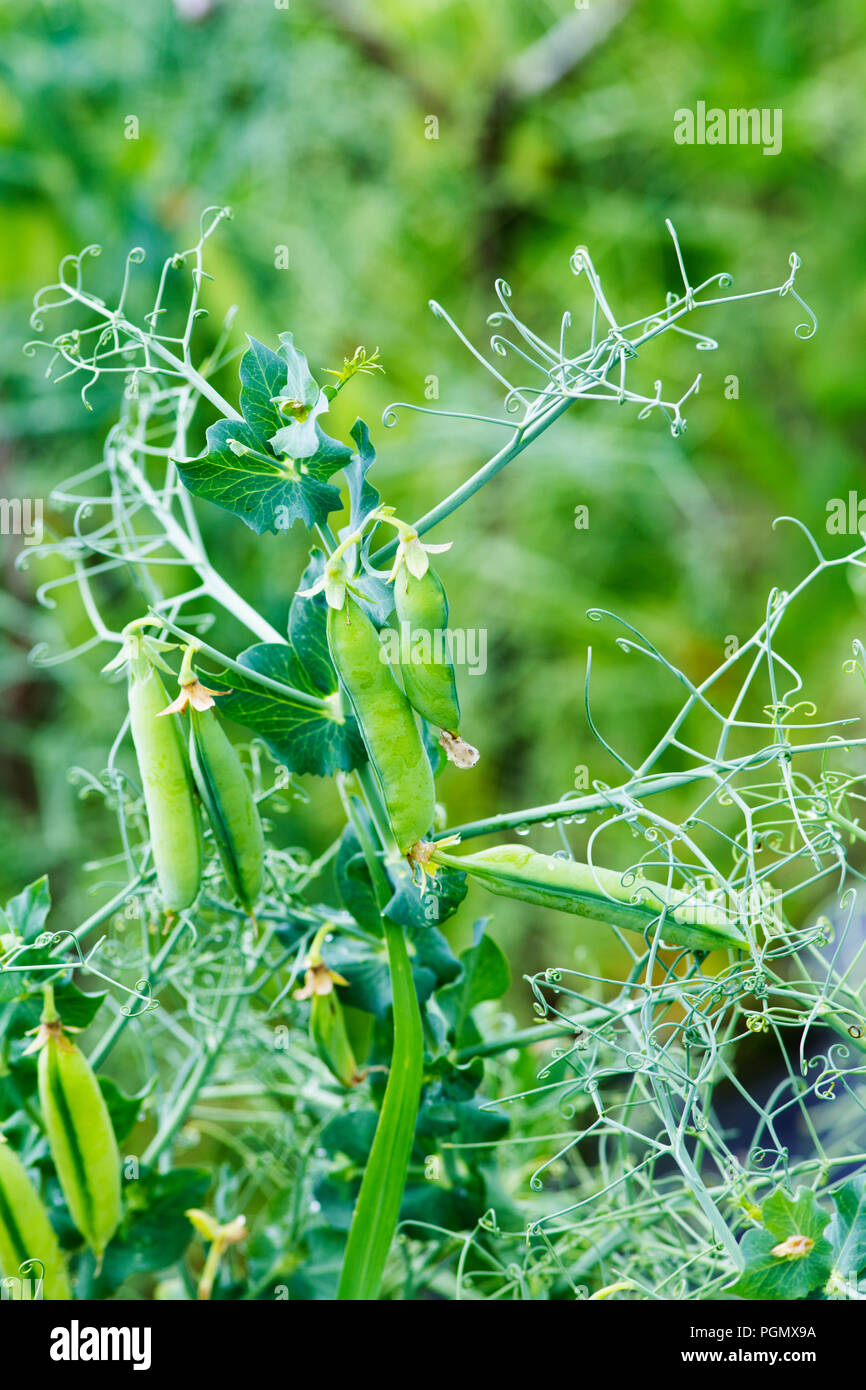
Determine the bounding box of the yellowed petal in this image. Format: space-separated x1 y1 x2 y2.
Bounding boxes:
293 969 317 1001
186 681 222 711
157 688 191 716
771 1234 814 1259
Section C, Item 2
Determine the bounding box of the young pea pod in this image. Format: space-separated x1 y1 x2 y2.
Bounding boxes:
188 706 265 913
128 652 203 912
35 997 122 1261
295 941 367 1087
0 1136 71 1300
432 844 749 952
393 565 479 769
328 596 435 853
160 647 265 913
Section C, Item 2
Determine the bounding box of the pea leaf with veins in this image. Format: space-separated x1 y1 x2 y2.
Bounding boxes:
174 335 349 534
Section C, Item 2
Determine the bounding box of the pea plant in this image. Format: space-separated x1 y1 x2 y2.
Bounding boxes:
3 206 865 1302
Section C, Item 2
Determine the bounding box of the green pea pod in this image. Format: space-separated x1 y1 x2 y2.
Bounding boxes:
433 844 748 952
393 565 479 768
129 656 203 911
37 1011 122 1260
312 990 366 1088
328 596 435 853
189 707 264 911
295 931 366 1086
0 1136 71 1300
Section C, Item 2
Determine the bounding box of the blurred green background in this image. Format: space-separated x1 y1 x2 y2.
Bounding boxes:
1 0 865 1005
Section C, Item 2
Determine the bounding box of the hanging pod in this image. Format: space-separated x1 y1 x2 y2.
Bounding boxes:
188 705 265 912
34 992 122 1262
432 844 749 952
106 620 203 912
393 564 479 768
0 1136 71 1300
328 595 435 853
159 646 265 913
295 929 368 1087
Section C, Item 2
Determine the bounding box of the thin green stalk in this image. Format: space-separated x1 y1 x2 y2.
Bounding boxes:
150 612 334 713
336 778 425 1301
89 915 189 1070
337 915 423 1300
435 744 866 843
371 396 575 565
434 769 709 842
652 1078 741 1269
454 989 686 1063
142 985 244 1165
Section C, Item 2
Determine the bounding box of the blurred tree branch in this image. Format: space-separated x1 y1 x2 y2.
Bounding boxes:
316 0 448 115
504 1 637 100
477 0 637 271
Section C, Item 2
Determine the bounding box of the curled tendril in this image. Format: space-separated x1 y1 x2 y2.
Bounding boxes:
745 1013 769 1034
35 930 87 965
477 1209 500 1235
121 982 159 1018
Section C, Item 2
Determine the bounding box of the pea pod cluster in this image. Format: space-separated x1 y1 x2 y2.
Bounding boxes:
34 995 122 1261
107 623 203 911
393 563 479 769
328 596 435 853
432 843 749 952
159 647 265 913
0 1136 71 1300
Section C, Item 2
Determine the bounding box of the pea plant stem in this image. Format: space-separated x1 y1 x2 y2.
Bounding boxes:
142 983 244 1166
119 449 284 646
435 769 708 842
370 395 576 565
151 613 333 713
337 915 423 1300
436 740 866 843
336 780 425 1301
454 989 686 1063
89 916 190 1070
652 1076 741 1268
62 284 242 424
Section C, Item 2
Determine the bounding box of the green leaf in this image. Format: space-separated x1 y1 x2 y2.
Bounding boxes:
280 1226 345 1302
213 554 367 777
436 919 511 1047
417 1057 508 1147
98 1166 210 1286
214 644 364 777
175 417 348 535
320 1110 379 1167
335 828 382 934
1 876 51 942
238 336 289 440
729 1188 833 1300
13 981 107 1034
98 1076 148 1145
383 857 467 931
175 334 352 533
827 1177 866 1279
344 419 382 534
286 549 342 693
323 927 460 1019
